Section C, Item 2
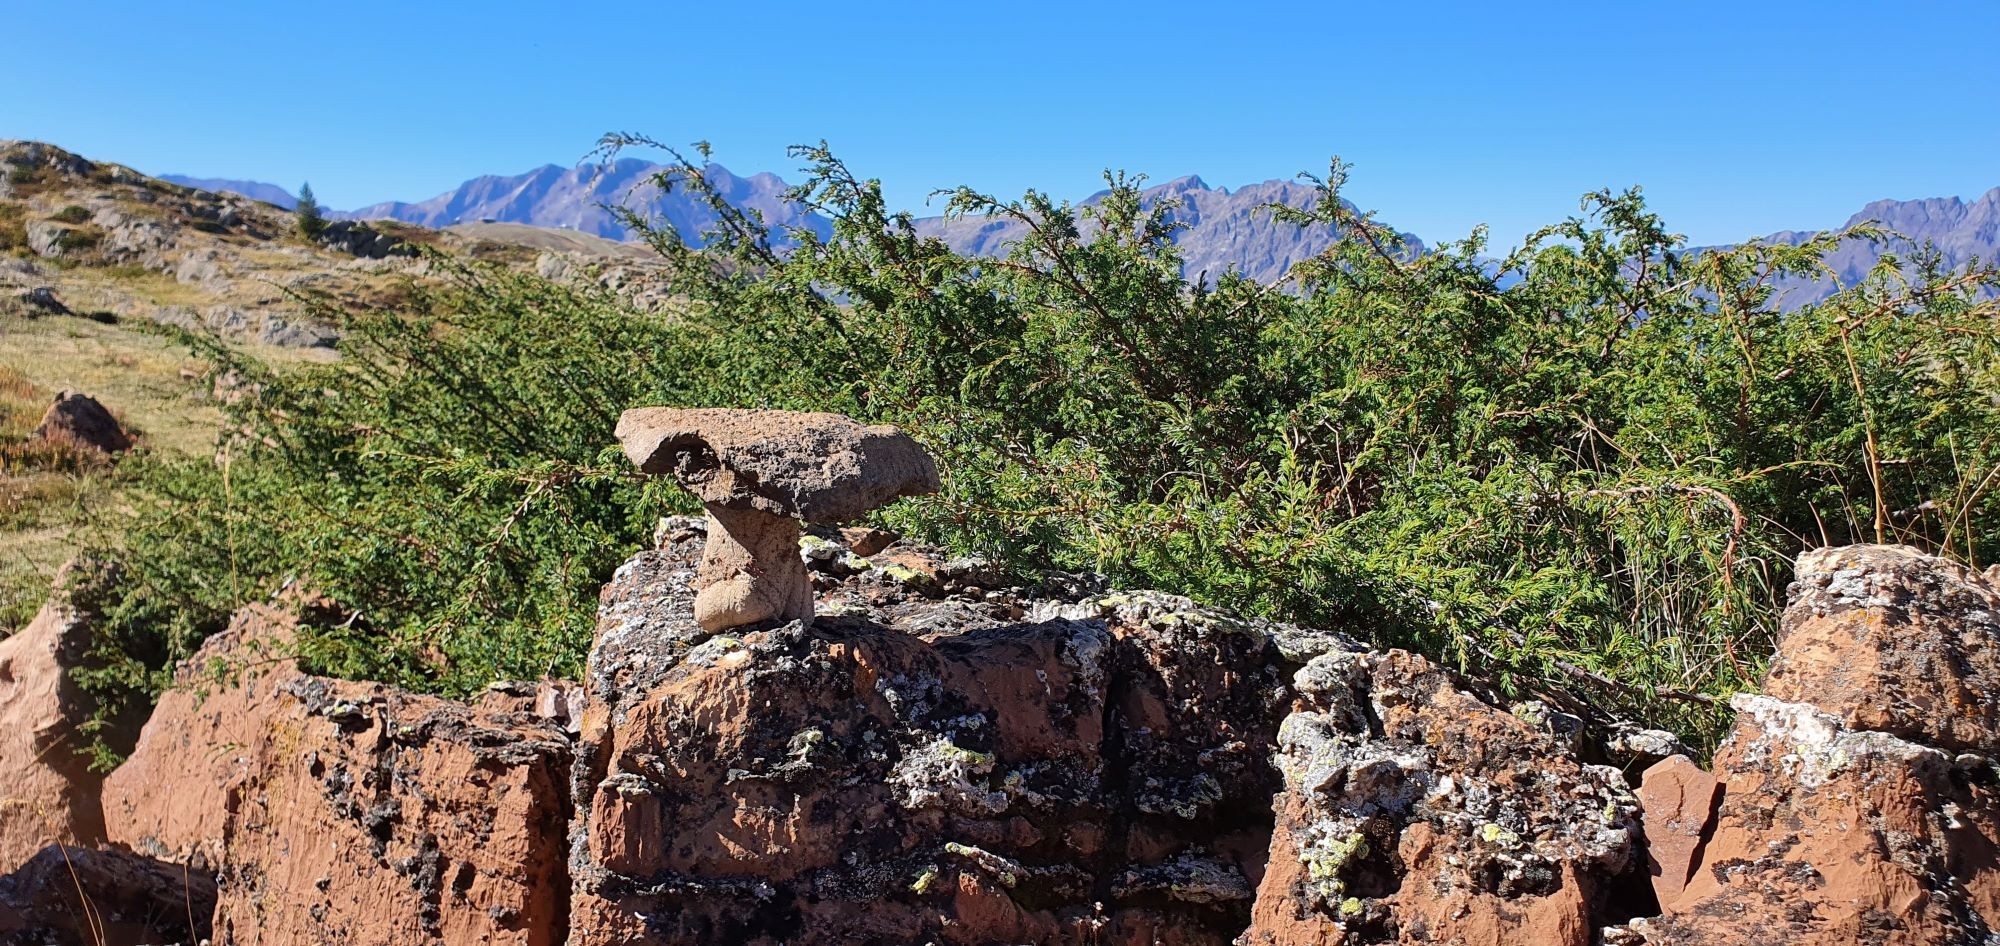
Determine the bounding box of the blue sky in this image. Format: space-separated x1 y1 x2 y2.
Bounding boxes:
5 1 1996 247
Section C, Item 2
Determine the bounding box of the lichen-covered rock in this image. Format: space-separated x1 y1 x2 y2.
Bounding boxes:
103 603 302 868
1240 649 1646 945
1764 544 2000 754
567 529 1295 946
1620 546 2000 945
0 597 107 872
210 676 573 946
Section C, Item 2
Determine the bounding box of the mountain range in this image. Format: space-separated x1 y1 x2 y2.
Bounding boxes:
163 161 1421 284
165 163 2000 293
1759 188 2000 305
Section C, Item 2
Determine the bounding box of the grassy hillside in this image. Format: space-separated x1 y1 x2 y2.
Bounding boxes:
0 140 669 637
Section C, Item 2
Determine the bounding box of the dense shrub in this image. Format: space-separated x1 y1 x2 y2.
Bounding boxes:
78 141 2000 762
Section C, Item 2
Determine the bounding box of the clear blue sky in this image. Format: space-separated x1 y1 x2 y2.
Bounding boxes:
5 1 1996 247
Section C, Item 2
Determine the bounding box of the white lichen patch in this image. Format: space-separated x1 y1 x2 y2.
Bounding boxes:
889 735 1008 814
1730 693 1947 790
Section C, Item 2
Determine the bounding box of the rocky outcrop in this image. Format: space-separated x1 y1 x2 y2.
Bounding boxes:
312 220 412 259
209 676 573 946
102 604 303 868
568 521 1295 945
29 390 131 454
105 604 574 946
1241 650 1646 945
0 597 107 872
566 519 1657 945
1622 545 2000 945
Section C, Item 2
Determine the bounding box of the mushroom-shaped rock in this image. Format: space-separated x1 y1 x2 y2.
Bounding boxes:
615 407 939 632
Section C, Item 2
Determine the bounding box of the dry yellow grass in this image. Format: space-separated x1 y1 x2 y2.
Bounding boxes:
0 315 298 630
0 316 223 454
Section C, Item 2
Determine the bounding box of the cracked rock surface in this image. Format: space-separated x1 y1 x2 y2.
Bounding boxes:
100 605 575 946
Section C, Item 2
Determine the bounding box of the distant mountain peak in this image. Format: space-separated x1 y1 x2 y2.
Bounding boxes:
157 174 299 210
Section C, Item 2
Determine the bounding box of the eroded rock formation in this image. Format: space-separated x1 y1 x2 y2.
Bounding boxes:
1622 544 2000 945
9 462 1999 946
102 605 574 946
0 596 109 872
563 518 1670 945
615 407 940 632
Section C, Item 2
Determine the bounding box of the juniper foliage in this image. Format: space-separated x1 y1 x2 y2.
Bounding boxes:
79 140 2000 762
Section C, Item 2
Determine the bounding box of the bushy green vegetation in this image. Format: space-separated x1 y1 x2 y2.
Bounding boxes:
75 140 2000 762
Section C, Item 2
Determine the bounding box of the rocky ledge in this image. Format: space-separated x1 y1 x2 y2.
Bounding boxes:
3 529 1998 944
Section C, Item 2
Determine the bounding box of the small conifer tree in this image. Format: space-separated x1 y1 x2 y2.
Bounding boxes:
295 182 325 239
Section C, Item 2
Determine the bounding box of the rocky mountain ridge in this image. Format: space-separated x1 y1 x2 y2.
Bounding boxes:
1758 185 2000 305
178 161 1423 285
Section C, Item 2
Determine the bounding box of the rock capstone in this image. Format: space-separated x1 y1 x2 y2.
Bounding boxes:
615 407 939 632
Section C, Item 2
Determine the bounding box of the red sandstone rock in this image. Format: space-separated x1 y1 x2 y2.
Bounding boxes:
1763 544 2000 754
1627 694 1997 945
103 601 572 945
1241 649 1645 946
1634 754 1718 911
0 598 107 871
1621 545 2000 945
208 675 573 946
102 603 303 868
